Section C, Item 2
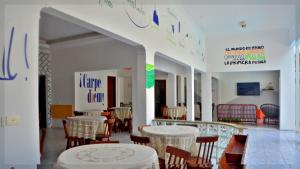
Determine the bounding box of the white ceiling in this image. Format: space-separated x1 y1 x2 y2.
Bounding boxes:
180 4 296 36
39 12 93 41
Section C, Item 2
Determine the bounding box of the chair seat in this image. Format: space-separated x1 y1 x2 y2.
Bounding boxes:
187 157 213 169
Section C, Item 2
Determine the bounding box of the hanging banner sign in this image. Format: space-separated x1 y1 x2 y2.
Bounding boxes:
224 46 267 66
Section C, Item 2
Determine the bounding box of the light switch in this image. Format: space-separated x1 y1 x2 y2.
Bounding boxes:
6 115 20 126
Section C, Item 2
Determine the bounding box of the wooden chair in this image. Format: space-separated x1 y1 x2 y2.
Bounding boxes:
97 118 115 141
260 104 279 125
124 118 132 133
90 140 119 144
130 134 150 145
63 120 83 149
166 146 191 169
162 106 169 119
113 117 123 132
187 136 219 169
130 134 165 168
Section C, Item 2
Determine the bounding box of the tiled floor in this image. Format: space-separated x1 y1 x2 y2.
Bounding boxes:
244 127 300 169
38 126 300 169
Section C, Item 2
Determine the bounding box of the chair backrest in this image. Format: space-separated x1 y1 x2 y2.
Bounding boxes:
62 120 69 138
166 146 191 169
130 134 150 145
90 140 119 144
260 104 280 118
104 118 115 137
162 106 169 118
101 111 111 119
195 136 219 165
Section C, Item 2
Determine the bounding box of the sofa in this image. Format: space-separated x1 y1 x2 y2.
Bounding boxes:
217 104 257 123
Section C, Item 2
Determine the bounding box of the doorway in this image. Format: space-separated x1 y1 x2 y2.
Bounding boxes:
107 76 116 109
39 75 47 129
155 80 166 117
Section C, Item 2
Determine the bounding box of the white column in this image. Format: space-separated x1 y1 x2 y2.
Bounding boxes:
177 76 181 104
132 47 146 133
201 72 213 121
3 5 41 166
186 67 194 121
180 75 185 104
166 73 176 107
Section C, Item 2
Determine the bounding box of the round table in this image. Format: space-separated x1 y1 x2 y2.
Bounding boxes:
67 116 107 140
55 144 160 169
141 125 199 159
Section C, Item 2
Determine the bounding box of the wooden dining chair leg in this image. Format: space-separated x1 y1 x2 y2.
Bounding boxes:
159 158 166 169
128 118 132 133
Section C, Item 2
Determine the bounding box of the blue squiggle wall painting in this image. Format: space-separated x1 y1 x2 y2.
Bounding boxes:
0 27 18 80
0 27 30 81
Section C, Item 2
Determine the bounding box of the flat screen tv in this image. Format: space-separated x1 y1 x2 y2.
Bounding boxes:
237 82 260 96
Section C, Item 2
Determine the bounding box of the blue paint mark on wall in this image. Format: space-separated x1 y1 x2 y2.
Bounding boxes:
153 10 159 26
0 27 29 81
0 27 18 80
24 33 30 69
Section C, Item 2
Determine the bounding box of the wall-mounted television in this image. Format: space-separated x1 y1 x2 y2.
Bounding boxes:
237 82 260 96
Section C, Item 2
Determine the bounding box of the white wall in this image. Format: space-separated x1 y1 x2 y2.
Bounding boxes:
207 29 295 130
207 29 290 72
51 39 137 105
117 76 132 105
0 1 5 168
155 71 177 107
219 71 279 107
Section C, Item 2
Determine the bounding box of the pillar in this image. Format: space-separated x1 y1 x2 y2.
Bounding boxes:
186 67 194 121
201 72 213 121
166 73 177 107
177 75 185 105
132 47 155 133
1 4 41 167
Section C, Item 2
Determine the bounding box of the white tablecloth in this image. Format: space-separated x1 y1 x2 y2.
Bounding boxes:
110 107 132 121
55 144 160 169
67 116 107 140
142 125 199 159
